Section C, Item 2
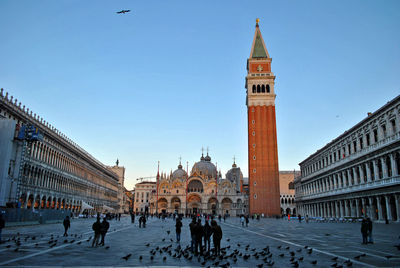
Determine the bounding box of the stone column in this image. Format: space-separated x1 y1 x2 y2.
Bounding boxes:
335 201 340 218
344 200 350 217
395 194 400 222
355 199 360 218
385 195 392 221
373 160 380 180
381 157 388 178
361 198 366 217
352 167 358 185
339 200 344 218
390 153 398 176
359 165 365 184
347 170 353 186
366 163 372 182
368 197 375 220
376 196 383 221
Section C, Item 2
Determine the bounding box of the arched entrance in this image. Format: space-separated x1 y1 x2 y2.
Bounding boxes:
221 198 232 215
188 194 202 215
171 197 181 213
158 198 168 213
208 197 218 215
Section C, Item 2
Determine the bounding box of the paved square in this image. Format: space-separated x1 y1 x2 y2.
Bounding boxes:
0 217 399 267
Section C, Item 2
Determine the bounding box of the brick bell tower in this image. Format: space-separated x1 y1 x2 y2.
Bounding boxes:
246 19 280 216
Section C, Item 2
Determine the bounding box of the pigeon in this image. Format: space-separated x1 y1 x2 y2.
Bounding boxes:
285 246 290 250
105 246 110 249
277 245 282 249
116 10 131 14
298 257 304 261
163 256 167 261
139 255 143 260
296 248 302 252
354 255 361 260
385 255 393 260
5 245 11 248
279 253 284 257
150 256 154 260
257 264 263 268
14 248 19 252
332 257 338 261
162 238 165 242
311 260 317 265
227 238 230 242
237 243 241 247
331 263 338 267
77 241 82 245
146 243 150 247
122 253 132 261
167 230 170 235
290 251 295 256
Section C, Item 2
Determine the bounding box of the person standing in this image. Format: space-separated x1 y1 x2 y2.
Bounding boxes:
0 213 5 243
245 215 249 227
63 216 70 237
142 214 147 228
367 217 373 244
99 218 110 246
189 217 196 253
240 215 245 227
305 215 309 223
203 220 212 253
361 218 368 244
92 217 102 247
211 220 222 256
195 218 204 255
298 214 302 223
175 217 182 243
130 213 135 223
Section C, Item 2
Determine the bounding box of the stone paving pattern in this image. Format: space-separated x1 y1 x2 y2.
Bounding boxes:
0 216 399 267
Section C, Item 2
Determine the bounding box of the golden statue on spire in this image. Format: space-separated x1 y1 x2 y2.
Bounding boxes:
256 18 260 25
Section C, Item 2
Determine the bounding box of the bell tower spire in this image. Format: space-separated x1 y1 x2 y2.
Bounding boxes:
246 19 280 217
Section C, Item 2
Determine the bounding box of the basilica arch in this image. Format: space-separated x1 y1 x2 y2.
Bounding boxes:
221 197 233 214
171 197 182 213
188 194 202 215
208 197 218 215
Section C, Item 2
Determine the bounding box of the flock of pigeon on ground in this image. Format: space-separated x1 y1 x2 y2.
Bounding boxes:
2 226 399 267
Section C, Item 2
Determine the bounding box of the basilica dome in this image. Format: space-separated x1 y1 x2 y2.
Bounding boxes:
172 163 187 180
191 154 217 178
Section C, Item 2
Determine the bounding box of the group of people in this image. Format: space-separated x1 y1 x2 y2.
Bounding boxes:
361 217 373 244
187 217 223 256
240 215 249 227
91 216 110 247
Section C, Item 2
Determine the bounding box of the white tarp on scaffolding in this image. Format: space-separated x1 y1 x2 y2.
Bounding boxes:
102 205 115 212
80 201 94 213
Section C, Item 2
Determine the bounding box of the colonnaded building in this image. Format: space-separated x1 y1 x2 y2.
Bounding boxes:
0 88 126 213
145 154 247 216
295 95 400 222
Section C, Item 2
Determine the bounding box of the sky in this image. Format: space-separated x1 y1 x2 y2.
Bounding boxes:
1 1 399 190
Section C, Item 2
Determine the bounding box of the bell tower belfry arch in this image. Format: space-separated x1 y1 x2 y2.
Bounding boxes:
246 19 280 216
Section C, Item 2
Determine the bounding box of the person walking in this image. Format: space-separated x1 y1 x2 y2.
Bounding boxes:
130 213 135 223
92 217 102 247
189 217 196 253
218 215 221 222
203 220 212 253
99 218 110 246
245 215 249 227
63 216 70 237
195 218 204 255
367 217 373 244
361 218 368 244
298 214 302 223
0 213 5 243
240 215 245 227
142 214 147 228
211 220 222 256
305 214 309 223
175 217 182 243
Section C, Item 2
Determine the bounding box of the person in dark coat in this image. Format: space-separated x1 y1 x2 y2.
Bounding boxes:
142 215 147 228
130 213 135 223
367 217 373 244
175 217 182 242
0 213 5 243
245 215 249 227
92 217 102 247
203 220 212 253
99 218 110 246
211 220 222 256
361 218 368 244
63 216 70 237
189 217 197 252
195 218 204 255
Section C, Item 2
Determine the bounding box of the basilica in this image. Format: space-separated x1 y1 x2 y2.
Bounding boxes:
150 153 247 216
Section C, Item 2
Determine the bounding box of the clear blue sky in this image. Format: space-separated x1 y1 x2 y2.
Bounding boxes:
1 1 399 190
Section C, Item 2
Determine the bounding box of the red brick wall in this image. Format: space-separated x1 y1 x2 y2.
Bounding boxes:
248 105 281 216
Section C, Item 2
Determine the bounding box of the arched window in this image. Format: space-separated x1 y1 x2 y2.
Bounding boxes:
252 85 256 93
266 84 270 93
257 85 261 93
261 85 265 93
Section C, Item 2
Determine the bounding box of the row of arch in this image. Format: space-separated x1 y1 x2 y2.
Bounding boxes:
297 151 400 197
21 164 118 201
281 197 295 204
252 84 270 94
302 118 398 176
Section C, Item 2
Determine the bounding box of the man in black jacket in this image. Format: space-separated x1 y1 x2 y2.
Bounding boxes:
211 220 222 256
63 216 70 237
99 218 110 246
195 218 204 255
92 217 102 247
175 217 182 242
203 220 212 253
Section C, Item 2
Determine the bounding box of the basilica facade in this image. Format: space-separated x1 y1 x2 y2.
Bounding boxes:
150 153 247 216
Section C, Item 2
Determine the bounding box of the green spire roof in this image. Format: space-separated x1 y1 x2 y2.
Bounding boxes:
252 31 268 58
